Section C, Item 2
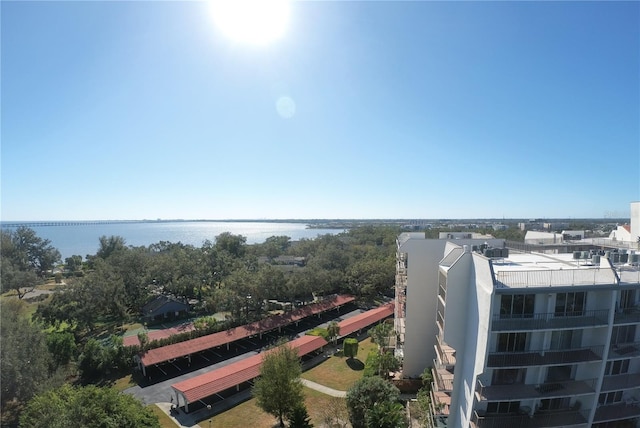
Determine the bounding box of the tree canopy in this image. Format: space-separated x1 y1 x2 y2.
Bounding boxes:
0 300 60 407
346 376 404 428
19 384 160 428
253 344 304 427
1 227 61 296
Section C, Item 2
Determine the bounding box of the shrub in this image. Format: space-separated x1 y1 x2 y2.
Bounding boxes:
343 338 358 359
306 328 329 339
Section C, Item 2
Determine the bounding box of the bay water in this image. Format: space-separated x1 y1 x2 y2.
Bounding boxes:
1 221 344 260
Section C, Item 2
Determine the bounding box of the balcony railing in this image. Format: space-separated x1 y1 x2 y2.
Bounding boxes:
430 389 451 416
593 400 640 423
435 338 456 366
472 408 590 428
475 378 596 401
614 306 640 324
608 341 640 359
601 373 640 391
492 310 610 332
433 366 454 392
494 269 617 289
487 345 604 368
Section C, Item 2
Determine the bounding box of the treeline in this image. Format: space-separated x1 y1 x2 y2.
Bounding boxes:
0 225 400 426
33 225 399 331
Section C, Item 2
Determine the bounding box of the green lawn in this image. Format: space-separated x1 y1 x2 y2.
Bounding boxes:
149 404 179 428
207 338 376 427
208 386 347 428
301 337 376 391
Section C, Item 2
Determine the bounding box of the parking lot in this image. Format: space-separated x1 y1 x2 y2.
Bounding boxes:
125 302 362 407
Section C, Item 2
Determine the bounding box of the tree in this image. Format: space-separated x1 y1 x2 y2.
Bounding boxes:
0 257 38 297
78 339 109 381
215 232 247 258
376 351 400 378
262 235 291 260
287 403 314 428
20 384 160 428
253 344 304 427
347 257 394 299
1 228 60 296
343 338 359 360
64 255 83 272
96 235 127 260
1 300 62 422
365 401 407 428
346 376 401 428
319 396 350 428
137 331 150 352
368 322 393 349
327 320 340 345
46 331 78 368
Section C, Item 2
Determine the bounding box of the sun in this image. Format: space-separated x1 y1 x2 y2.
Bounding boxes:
208 0 291 46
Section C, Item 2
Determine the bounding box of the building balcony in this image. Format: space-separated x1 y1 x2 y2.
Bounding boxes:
491 310 610 332
487 345 604 368
608 341 640 360
601 373 640 391
471 408 590 428
614 306 640 325
435 338 456 366
433 365 454 392
593 400 640 423
430 388 451 416
475 378 596 402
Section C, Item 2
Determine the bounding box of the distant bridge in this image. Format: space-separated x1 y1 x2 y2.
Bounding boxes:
0 220 154 228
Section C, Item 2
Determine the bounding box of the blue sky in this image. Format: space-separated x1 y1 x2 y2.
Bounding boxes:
2 1 638 221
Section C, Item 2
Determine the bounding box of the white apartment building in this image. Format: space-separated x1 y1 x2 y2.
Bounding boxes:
394 233 504 377
395 236 640 428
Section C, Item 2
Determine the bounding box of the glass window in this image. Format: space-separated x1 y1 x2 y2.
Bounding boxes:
611 325 637 345
497 333 527 352
555 292 586 316
492 369 526 385
486 401 521 414
500 294 535 318
550 329 582 350
605 359 630 376
599 391 623 405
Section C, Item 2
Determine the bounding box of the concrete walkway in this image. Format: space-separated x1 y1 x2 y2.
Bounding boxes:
155 402 202 428
300 378 346 397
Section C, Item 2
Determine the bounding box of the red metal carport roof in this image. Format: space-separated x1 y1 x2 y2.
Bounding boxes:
141 294 354 367
338 302 394 337
172 335 328 403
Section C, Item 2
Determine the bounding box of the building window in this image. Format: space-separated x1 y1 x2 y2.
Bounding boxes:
605 359 630 376
497 333 527 352
492 368 526 385
620 289 636 310
611 325 637 345
546 365 575 382
486 401 521 414
539 397 571 411
598 391 623 405
555 292 586 316
550 329 582 350
500 294 535 318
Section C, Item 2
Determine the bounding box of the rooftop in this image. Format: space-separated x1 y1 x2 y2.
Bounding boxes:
489 251 640 289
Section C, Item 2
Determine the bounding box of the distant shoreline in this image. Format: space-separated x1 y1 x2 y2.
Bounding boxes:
1 217 629 230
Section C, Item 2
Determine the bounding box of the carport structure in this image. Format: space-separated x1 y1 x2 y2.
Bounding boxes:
136 294 355 376
337 302 394 337
171 335 328 412
169 302 396 412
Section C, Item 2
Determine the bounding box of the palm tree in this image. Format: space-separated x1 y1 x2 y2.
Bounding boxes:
327 320 340 345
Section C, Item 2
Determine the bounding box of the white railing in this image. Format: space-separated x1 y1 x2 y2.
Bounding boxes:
495 269 617 288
